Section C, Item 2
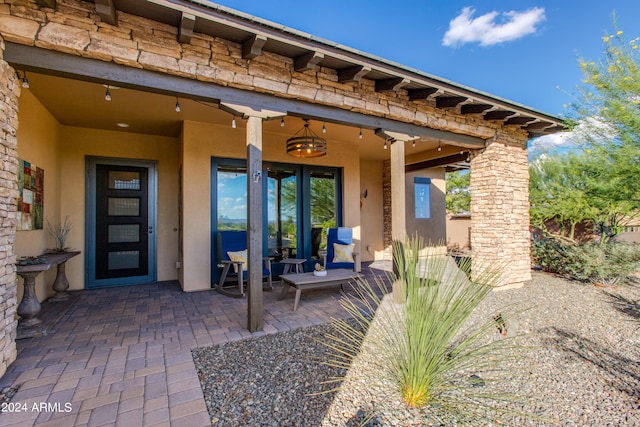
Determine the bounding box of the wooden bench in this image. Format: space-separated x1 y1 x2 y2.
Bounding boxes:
16 251 80 330
278 268 362 311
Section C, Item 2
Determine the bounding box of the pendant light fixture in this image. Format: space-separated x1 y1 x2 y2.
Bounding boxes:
286 119 327 158
175 97 181 113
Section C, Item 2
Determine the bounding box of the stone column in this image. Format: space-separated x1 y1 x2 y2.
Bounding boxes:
470 131 531 287
0 37 20 379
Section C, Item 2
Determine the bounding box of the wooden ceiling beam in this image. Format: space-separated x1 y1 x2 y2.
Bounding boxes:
406 152 469 172
436 96 469 109
505 116 537 126
178 12 196 44
375 77 410 93
484 110 516 121
34 0 56 8
461 103 493 114
408 87 440 101
338 65 370 83
294 51 324 72
524 120 553 130
242 34 267 60
95 0 117 25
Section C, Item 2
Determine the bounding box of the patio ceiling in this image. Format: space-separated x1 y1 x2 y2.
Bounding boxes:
26 71 452 162
47 0 568 138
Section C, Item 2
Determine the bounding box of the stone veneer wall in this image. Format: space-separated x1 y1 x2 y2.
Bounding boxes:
382 159 392 260
470 130 532 287
0 0 499 140
0 35 19 379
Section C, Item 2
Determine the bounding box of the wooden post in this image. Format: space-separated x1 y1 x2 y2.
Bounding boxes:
246 116 264 332
390 139 407 304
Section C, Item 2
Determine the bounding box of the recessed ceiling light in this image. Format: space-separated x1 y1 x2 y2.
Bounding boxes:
116 123 130 128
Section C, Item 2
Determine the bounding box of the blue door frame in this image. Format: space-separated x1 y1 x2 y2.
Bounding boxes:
85 157 158 288
210 157 342 285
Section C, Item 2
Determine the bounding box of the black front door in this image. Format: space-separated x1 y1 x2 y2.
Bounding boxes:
95 164 149 280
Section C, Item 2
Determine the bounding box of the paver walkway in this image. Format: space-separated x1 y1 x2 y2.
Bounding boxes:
0 263 390 426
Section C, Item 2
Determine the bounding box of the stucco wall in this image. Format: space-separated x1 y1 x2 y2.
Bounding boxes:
58 127 180 290
15 89 61 303
180 120 361 291
446 215 471 250
359 159 384 261
382 159 447 256
405 168 447 246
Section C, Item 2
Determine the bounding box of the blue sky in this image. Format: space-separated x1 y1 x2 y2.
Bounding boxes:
207 0 640 119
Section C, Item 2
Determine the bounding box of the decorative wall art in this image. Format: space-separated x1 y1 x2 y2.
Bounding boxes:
17 159 44 231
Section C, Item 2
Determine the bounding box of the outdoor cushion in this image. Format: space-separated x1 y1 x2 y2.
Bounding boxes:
227 249 248 272
333 243 354 263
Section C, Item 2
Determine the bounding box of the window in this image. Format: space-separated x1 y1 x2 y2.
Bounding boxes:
414 177 431 219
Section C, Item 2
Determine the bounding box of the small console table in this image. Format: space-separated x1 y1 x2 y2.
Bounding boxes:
16 251 80 330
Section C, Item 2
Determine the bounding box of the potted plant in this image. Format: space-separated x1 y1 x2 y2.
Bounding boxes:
46 216 72 253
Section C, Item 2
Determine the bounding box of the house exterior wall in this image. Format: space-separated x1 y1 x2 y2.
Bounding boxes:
359 159 384 261
382 159 448 257
179 120 361 292
446 214 472 250
470 130 531 287
58 127 181 290
405 168 447 246
0 0 536 375
14 88 61 304
0 36 19 378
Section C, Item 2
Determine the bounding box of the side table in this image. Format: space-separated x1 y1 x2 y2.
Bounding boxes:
279 258 306 275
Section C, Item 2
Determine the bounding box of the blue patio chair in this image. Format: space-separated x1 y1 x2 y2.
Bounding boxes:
216 230 273 298
323 227 359 272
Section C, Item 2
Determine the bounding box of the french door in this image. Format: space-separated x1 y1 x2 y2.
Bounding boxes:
86 158 157 288
211 158 342 283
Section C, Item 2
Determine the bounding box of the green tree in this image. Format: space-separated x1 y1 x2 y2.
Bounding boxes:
529 153 597 242
569 26 640 222
445 170 470 214
532 24 640 242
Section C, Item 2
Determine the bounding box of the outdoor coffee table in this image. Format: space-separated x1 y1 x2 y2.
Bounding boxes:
278 268 362 311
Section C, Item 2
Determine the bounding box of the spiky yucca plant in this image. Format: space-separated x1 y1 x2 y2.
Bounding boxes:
320 235 524 424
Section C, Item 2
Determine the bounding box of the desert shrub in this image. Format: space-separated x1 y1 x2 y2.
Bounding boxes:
532 238 640 285
320 236 523 424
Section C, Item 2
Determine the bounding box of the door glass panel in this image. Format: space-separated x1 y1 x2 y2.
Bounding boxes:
109 171 140 190
108 198 140 216
108 224 140 243
108 250 139 270
268 169 297 261
217 166 247 231
310 172 337 260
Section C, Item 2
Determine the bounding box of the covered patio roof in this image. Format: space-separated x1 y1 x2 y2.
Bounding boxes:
33 0 565 138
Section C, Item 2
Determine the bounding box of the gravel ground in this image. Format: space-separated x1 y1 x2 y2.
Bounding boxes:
192 271 640 426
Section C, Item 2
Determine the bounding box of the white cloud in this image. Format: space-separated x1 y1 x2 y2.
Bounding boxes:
529 132 577 152
443 6 546 47
528 117 617 154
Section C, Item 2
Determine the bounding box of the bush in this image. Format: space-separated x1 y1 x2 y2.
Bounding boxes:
320 236 523 423
532 238 640 285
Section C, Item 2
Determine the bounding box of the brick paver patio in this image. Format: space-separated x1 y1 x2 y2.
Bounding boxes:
0 263 390 426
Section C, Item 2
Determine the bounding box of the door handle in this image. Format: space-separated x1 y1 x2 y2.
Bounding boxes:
148 226 153 234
